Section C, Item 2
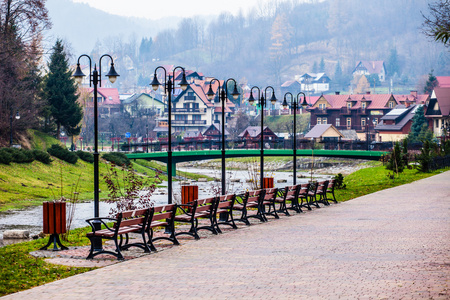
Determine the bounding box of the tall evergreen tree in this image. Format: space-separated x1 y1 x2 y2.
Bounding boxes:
408 105 432 143
319 57 325 72
424 70 438 94
44 39 83 142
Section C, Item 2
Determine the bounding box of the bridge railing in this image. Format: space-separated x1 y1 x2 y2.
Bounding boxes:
119 138 395 153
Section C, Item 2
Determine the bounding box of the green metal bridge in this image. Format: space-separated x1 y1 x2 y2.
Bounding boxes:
126 149 387 175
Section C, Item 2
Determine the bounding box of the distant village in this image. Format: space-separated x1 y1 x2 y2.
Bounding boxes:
73 60 450 151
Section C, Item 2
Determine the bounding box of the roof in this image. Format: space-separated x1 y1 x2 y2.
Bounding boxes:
353 61 385 74
281 80 301 87
184 131 203 138
437 76 450 87
375 105 419 131
310 93 395 109
203 124 230 135
298 73 331 83
238 126 270 138
121 93 165 106
89 88 120 105
304 124 344 139
433 87 450 116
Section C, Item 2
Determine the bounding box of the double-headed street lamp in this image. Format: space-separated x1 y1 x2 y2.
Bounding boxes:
248 86 277 189
282 92 308 185
150 66 189 204
206 78 240 195
9 109 20 146
73 54 119 250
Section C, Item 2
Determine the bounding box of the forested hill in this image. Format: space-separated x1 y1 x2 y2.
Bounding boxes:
46 0 449 92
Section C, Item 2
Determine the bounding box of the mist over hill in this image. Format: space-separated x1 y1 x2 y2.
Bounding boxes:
45 0 179 55
44 0 450 94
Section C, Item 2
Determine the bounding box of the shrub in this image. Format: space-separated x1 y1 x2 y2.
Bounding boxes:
334 173 346 189
76 150 94 163
32 150 52 164
47 144 78 164
102 152 131 166
1 148 34 163
0 148 12 164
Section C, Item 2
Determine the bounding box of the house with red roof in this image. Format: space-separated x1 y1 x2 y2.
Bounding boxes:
425 87 450 137
307 91 429 140
436 76 450 88
85 87 121 118
170 79 236 133
353 61 386 82
375 104 421 142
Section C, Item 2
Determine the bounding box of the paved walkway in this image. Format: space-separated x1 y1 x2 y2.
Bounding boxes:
3 172 450 299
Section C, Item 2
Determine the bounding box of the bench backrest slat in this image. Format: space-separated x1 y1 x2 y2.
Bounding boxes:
152 204 176 221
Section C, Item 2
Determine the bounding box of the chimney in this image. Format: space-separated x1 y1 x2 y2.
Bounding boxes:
335 91 340 95
410 90 418 98
366 91 371 95
405 101 411 108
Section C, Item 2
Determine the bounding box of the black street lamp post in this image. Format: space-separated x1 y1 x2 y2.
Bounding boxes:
150 66 189 204
73 54 119 251
282 92 308 185
9 109 20 146
206 78 240 195
248 86 277 189
146 124 149 153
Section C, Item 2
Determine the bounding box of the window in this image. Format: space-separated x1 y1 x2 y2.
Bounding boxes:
361 102 366 109
346 117 351 128
193 103 199 109
183 103 190 109
435 119 439 128
317 117 322 125
335 118 340 127
389 101 394 108
319 103 325 110
373 118 378 126
347 102 352 109
192 115 201 121
361 118 366 127
175 115 187 120
322 117 328 124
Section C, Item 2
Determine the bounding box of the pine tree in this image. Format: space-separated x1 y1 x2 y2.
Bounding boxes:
44 39 83 142
408 106 429 143
319 57 325 72
424 70 438 95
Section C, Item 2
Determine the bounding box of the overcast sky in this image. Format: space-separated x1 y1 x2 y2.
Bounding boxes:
72 0 263 20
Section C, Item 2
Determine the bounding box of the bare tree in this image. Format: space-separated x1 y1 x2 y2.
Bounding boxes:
422 0 450 47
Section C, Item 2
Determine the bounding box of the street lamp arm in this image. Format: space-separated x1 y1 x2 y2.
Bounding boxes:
264 86 277 105
74 54 92 87
99 54 119 86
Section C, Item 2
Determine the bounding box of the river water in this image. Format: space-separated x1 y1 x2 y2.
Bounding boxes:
0 167 332 241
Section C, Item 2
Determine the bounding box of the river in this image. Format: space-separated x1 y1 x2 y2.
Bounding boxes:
0 167 332 242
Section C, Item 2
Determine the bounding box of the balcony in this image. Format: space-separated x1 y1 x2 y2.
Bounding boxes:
169 108 206 114
184 96 196 101
316 108 328 115
340 107 352 115
172 120 207 125
357 108 368 115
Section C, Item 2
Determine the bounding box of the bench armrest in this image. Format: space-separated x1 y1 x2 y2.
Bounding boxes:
177 203 195 216
85 217 117 233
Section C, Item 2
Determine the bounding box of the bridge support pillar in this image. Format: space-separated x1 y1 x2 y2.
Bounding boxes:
167 161 176 177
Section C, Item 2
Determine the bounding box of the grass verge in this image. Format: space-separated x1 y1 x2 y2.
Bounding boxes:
0 226 93 297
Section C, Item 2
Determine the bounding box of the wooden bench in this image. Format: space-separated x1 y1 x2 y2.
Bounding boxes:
147 204 179 251
274 185 302 215
174 197 218 240
233 190 266 225
307 182 321 208
316 180 330 206
86 208 152 260
298 183 312 211
326 179 338 203
261 188 279 220
216 194 237 233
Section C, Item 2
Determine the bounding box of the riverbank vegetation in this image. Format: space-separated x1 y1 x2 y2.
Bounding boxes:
0 155 209 212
